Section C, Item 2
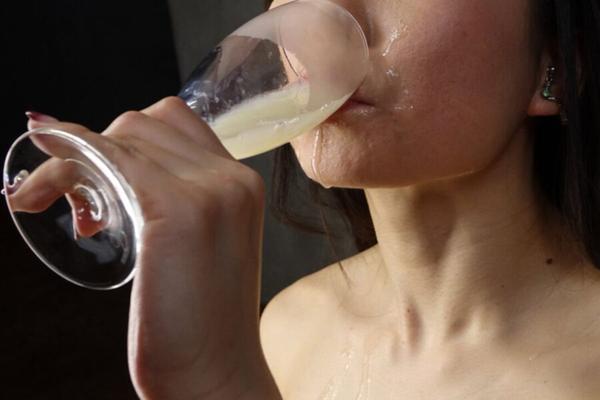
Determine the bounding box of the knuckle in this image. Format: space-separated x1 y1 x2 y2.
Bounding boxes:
143 186 220 232
187 190 221 225
58 122 91 135
104 135 143 162
216 172 263 214
154 96 187 115
234 166 266 200
104 111 148 146
220 175 251 201
243 169 266 197
110 111 146 133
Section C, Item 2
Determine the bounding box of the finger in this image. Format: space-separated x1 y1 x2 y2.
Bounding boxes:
24 117 233 195
66 192 107 238
27 121 97 160
9 157 88 213
23 120 234 201
15 122 196 226
27 119 220 181
28 114 240 185
8 157 108 238
101 110 222 168
121 135 227 182
26 120 152 181
140 96 234 160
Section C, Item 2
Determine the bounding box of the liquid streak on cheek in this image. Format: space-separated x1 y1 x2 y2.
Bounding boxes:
393 89 415 112
386 67 400 81
380 21 412 105
382 23 408 58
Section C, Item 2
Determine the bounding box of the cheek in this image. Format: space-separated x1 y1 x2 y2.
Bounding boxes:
400 5 534 176
406 2 533 124
291 122 378 188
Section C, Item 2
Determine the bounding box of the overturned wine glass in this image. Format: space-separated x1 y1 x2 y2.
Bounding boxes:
2 0 369 290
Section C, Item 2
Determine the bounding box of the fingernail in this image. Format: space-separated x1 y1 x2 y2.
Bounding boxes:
25 111 58 123
26 111 58 131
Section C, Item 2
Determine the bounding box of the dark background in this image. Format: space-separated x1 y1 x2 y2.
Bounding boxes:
2 0 178 398
1 0 352 397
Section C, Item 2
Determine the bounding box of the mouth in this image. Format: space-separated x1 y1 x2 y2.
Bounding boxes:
339 97 374 111
326 94 376 123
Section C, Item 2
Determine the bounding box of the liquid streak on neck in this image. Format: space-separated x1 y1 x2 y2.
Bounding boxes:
311 127 331 188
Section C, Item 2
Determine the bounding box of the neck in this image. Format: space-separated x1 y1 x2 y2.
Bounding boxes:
345 127 584 352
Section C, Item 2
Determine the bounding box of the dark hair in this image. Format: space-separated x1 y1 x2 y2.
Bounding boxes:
269 0 600 269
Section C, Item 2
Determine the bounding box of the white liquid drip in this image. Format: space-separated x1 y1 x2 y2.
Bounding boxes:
311 128 327 188
393 104 415 112
354 353 372 400
386 68 399 79
393 89 414 112
382 28 401 57
311 128 320 178
318 346 355 400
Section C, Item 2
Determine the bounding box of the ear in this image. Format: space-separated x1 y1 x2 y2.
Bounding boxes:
527 51 562 117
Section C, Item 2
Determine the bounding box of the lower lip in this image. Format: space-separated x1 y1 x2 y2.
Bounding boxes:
326 100 375 122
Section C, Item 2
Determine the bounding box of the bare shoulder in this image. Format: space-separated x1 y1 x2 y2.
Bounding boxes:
259 247 379 392
261 263 336 318
260 259 340 330
580 270 600 396
554 328 600 399
260 246 380 352
259 247 374 342
551 265 600 398
259 260 341 389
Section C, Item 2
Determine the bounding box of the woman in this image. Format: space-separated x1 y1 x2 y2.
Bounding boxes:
18 0 600 398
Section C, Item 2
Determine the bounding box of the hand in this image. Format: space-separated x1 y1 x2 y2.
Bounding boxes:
16 98 281 399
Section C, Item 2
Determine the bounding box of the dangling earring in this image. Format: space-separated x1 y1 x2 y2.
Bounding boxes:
541 65 568 125
541 66 561 103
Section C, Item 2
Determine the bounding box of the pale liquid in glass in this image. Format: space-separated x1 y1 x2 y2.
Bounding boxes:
209 82 349 159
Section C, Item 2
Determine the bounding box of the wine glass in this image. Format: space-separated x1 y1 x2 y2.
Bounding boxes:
2 0 369 290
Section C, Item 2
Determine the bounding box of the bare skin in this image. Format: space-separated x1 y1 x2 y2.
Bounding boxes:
261 248 600 399
261 0 600 398
263 120 600 398
12 0 600 398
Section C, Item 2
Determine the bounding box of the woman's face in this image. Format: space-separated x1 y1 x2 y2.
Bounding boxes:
270 0 547 188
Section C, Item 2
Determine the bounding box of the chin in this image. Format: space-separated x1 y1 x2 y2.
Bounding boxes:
291 129 397 189
290 109 409 189
290 125 363 189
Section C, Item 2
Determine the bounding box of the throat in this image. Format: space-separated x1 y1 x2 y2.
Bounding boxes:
335 222 580 352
